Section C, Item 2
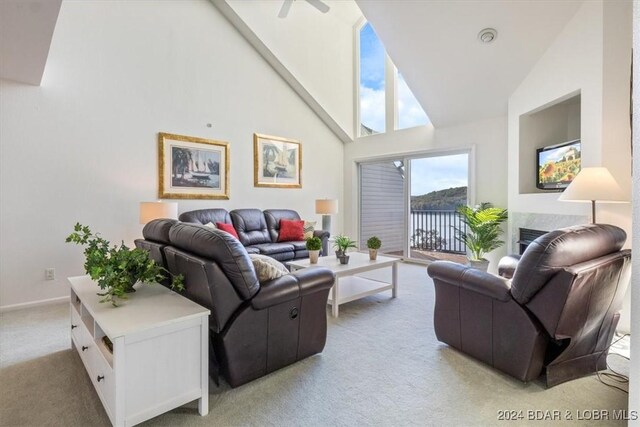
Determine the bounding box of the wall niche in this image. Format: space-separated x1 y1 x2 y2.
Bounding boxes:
518 91 581 194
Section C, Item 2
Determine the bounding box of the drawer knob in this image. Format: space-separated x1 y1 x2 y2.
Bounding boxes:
71 324 77 330
97 375 104 382
289 307 299 319
81 346 88 352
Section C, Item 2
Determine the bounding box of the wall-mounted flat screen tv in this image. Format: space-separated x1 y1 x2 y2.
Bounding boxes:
536 139 581 190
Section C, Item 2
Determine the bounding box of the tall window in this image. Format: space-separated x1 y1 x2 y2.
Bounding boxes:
359 23 385 135
357 21 429 136
397 73 430 129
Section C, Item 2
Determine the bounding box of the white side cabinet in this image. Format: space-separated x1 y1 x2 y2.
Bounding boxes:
68 276 210 426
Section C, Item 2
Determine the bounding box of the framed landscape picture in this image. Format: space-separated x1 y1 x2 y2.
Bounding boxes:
253 133 302 188
158 132 230 199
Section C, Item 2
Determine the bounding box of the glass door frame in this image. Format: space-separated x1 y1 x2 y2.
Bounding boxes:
356 146 475 260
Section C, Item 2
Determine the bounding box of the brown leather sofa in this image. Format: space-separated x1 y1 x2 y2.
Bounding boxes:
178 208 330 260
135 219 335 387
427 224 631 387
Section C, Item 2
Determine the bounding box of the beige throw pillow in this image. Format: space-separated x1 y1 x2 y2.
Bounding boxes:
303 220 316 240
249 254 289 282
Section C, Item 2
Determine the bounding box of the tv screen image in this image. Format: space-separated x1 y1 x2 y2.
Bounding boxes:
536 140 581 190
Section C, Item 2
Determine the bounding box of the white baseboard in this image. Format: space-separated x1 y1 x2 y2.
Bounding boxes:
0 296 69 313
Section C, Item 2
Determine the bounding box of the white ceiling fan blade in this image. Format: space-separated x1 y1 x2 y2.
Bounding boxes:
306 0 330 14
278 0 293 18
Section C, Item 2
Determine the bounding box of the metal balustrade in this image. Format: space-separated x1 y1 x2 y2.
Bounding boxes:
410 210 467 254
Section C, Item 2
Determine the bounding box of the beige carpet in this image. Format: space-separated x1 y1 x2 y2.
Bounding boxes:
0 263 629 426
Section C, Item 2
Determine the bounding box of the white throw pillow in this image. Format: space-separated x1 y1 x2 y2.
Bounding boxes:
203 222 217 229
303 220 317 240
249 254 289 282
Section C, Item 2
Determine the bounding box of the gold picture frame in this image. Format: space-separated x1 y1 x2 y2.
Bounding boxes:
158 132 230 199
253 133 302 188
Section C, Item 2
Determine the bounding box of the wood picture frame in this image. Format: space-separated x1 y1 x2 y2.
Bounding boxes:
158 132 230 199
253 133 302 188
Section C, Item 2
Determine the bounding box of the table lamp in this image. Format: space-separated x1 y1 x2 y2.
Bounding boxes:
139 201 178 224
558 167 628 223
315 199 338 232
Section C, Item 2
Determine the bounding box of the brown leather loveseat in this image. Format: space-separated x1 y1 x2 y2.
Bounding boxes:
427 224 631 387
136 219 335 387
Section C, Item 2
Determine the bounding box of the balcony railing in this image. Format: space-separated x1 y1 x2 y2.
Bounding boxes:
410 210 467 254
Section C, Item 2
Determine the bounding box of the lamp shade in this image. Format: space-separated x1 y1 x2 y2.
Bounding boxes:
315 199 338 215
139 201 178 224
558 167 628 203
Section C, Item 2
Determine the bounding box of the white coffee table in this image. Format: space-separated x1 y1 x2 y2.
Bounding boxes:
288 252 398 317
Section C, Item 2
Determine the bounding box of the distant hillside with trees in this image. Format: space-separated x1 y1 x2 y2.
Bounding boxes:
411 186 467 211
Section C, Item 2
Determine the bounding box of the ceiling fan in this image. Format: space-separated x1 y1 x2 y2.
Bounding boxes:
278 0 330 19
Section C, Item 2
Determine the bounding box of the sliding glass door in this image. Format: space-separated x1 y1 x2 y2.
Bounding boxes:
359 150 470 261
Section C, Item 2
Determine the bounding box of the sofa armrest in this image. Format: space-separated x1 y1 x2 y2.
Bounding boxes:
313 230 330 256
251 267 335 310
498 254 521 279
427 261 512 302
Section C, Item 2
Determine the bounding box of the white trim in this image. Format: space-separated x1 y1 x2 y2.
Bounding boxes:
0 295 69 312
353 17 366 138
385 55 396 133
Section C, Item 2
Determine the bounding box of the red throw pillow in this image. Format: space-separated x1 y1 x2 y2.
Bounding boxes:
216 222 239 239
278 219 304 242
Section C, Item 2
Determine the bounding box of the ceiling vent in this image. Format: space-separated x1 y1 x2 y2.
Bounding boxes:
478 28 497 44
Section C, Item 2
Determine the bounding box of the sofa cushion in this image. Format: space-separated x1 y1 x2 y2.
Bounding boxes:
248 254 289 283
230 209 272 246
179 208 231 225
264 209 302 242
250 243 295 255
217 222 239 239
278 219 304 242
289 241 307 251
244 246 260 254
168 223 259 300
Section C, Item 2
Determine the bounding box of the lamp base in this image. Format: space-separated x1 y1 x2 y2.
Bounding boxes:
322 215 331 233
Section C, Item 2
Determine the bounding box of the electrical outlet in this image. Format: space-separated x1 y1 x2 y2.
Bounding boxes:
45 268 55 281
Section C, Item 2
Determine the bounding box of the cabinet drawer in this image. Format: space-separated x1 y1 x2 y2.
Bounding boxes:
91 348 115 418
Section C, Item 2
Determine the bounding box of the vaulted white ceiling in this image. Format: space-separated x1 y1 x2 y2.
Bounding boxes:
356 0 584 127
0 0 62 85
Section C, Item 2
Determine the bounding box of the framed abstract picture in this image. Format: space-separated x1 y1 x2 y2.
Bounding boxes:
253 133 302 188
158 132 230 199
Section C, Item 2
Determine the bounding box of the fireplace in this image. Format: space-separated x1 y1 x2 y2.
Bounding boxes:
517 228 547 255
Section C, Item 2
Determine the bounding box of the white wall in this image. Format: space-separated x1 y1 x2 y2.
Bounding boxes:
508 0 632 330
0 0 344 309
508 0 632 230
630 1 640 420
226 0 359 139
343 116 508 269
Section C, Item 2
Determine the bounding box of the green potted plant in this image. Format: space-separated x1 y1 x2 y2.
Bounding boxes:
454 203 508 271
306 236 322 264
333 235 357 264
66 223 184 306
366 236 382 260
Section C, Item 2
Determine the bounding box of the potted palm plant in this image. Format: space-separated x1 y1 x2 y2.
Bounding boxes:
306 236 322 264
454 203 508 271
366 236 381 260
333 235 357 264
66 223 184 306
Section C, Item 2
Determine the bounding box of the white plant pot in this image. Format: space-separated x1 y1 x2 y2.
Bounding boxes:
309 250 320 264
468 258 490 271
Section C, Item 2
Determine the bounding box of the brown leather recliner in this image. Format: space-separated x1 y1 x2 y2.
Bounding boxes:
162 222 335 388
427 224 631 387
